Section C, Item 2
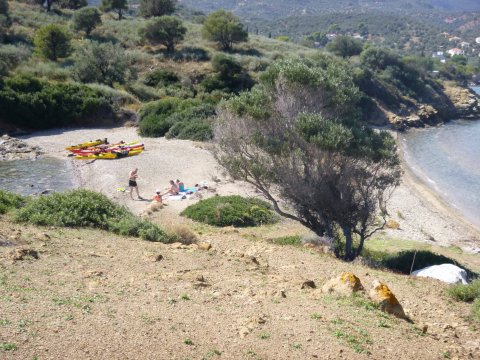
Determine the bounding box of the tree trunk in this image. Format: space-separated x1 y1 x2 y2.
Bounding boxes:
118 9 123 20
46 0 52 12
342 226 354 261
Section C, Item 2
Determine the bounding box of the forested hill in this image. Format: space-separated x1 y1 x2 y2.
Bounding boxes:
177 0 480 20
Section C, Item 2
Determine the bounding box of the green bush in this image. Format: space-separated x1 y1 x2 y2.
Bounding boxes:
270 235 302 246
0 74 114 129
181 195 277 227
0 191 25 214
14 190 173 242
472 298 480 323
143 69 179 87
380 250 476 279
0 44 31 76
448 280 480 302
139 98 215 140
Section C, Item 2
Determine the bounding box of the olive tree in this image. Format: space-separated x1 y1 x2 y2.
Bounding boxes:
202 10 248 51
100 0 128 20
214 57 401 261
139 0 176 18
34 24 71 61
139 15 186 53
72 7 102 36
326 35 364 58
73 41 132 85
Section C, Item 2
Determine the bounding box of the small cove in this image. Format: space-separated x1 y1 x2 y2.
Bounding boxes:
401 88 480 228
0 156 77 195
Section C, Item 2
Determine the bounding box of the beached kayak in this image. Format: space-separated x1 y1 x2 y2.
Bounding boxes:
75 148 144 160
65 139 107 151
71 143 144 155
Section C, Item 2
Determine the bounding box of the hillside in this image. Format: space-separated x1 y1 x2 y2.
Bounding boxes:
178 0 480 20
1 214 479 359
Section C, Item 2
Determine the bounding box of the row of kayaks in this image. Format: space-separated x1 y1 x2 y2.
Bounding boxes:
65 139 145 160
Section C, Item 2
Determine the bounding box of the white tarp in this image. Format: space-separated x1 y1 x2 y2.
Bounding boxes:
412 263 468 284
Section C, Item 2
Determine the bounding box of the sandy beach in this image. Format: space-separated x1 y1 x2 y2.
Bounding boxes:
21 126 480 252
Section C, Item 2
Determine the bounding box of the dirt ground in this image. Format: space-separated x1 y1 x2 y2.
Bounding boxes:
1 217 479 360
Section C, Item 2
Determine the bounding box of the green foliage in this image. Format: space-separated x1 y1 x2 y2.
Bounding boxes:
380 250 476 278
143 69 179 87
181 195 277 227
472 299 480 323
34 24 72 61
0 74 113 130
448 280 480 302
270 235 302 246
73 41 132 86
326 35 363 58
139 98 215 140
100 0 128 20
201 53 254 93
201 10 248 51
139 0 177 18
0 191 25 214
0 0 10 43
139 16 187 53
72 7 102 36
0 44 31 76
58 0 88 10
14 190 173 242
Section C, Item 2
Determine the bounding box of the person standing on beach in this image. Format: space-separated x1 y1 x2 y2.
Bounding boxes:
128 168 142 200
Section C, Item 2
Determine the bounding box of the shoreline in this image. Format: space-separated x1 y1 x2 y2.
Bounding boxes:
392 133 480 250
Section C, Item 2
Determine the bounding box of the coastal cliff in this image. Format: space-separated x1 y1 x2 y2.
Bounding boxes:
383 82 480 130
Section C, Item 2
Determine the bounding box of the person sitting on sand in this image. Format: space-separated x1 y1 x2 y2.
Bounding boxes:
163 180 179 196
128 168 143 200
176 179 185 192
152 189 163 204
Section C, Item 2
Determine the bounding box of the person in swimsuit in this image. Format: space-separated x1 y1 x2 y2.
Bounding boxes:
152 189 163 204
176 179 185 192
163 180 179 196
128 168 142 200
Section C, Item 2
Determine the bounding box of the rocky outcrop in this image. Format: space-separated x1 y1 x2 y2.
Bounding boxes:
444 85 480 119
0 135 42 161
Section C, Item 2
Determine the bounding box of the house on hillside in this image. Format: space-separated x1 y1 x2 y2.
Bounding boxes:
447 48 465 56
432 51 445 62
460 41 470 48
476 37 480 44
448 36 461 42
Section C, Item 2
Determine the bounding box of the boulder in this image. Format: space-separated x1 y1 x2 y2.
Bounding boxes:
411 264 468 284
322 272 364 296
369 279 406 319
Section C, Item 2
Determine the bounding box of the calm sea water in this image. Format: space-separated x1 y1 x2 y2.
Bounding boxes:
0 157 77 196
401 87 480 227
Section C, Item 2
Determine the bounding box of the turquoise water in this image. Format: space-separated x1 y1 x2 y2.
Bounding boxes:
0 157 77 195
402 88 480 227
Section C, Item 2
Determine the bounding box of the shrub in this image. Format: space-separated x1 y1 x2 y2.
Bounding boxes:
0 74 114 130
201 10 248 51
380 250 476 279
73 41 132 86
139 15 186 53
139 0 176 18
164 103 215 140
448 280 480 302
100 0 128 21
14 190 173 242
72 7 102 36
181 195 277 227
0 44 31 76
34 24 72 61
472 299 480 323
143 69 179 87
0 190 25 214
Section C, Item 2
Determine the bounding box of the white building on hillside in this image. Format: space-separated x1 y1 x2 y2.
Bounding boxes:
476 37 480 44
447 48 465 56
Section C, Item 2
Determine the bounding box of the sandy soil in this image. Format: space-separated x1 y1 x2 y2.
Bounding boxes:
1 218 479 360
21 126 480 252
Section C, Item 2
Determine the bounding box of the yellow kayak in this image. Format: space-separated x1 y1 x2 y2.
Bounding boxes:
66 138 108 151
75 148 144 160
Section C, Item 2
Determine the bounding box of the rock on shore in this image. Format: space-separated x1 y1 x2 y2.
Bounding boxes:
0 135 43 161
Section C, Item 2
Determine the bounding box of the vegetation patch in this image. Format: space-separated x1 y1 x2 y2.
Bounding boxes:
0 190 25 214
13 190 173 242
181 195 277 227
448 280 480 302
269 235 302 246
